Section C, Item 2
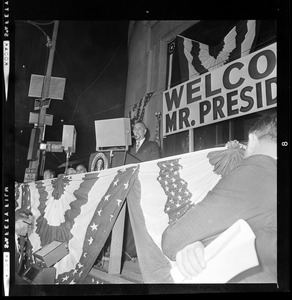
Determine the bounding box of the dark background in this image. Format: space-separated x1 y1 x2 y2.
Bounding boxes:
14 20 130 181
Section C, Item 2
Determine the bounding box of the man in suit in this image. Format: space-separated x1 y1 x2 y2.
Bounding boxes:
98 121 160 266
15 208 34 284
127 121 160 163
123 121 161 261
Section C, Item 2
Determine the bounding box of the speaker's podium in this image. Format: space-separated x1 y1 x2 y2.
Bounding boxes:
89 117 133 171
21 241 69 284
88 118 142 283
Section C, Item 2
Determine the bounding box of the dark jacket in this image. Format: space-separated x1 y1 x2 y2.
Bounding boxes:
15 237 30 284
162 155 277 283
127 139 160 163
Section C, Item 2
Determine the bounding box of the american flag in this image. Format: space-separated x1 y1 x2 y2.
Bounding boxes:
157 159 194 224
125 147 225 282
128 91 154 125
15 145 245 284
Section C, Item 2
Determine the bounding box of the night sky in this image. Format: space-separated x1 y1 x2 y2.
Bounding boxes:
9 0 190 183
14 20 129 182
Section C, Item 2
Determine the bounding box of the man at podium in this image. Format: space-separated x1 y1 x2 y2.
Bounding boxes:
123 121 161 261
126 121 160 163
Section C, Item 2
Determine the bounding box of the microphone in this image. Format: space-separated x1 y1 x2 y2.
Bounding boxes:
126 129 136 139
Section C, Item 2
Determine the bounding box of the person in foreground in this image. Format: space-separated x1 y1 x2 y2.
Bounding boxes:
15 208 34 284
161 113 277 283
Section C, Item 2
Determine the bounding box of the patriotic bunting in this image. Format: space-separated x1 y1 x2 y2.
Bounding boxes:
168 20 259 88
128 91 154 126
157 159 194 224
16 143 245 283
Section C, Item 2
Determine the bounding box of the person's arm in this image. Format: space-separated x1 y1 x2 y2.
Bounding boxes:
161 184 244 261
161 159 272 261
175 241 206 279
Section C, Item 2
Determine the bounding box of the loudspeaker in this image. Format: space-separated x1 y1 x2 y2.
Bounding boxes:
62 125 76 152
22 265 56 285
94 118 132 150
27 128 40 160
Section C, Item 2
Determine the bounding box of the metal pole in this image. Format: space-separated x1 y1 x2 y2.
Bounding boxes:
28 20 59 180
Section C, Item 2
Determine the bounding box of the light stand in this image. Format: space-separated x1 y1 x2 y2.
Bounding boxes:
64 147 73 175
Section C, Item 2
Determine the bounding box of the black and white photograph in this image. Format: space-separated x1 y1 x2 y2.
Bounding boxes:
2 0 290 296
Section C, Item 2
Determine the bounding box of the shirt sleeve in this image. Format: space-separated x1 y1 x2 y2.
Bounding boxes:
161 157 276 261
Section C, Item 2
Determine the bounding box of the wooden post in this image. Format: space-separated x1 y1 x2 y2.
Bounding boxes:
28 20 59 181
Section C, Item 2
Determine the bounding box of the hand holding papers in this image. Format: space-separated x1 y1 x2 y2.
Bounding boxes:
175 241 206 279
170 219 259 283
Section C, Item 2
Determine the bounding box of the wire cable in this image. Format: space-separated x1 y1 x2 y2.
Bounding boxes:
22 20 51 44
69 33 127 123
28 20 55 26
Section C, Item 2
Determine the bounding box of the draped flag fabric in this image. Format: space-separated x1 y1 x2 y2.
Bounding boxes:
16 166 139 284
15 144 246 284
129 147 224 283
154 112 162 148
128 91 154 126
167 20 259 88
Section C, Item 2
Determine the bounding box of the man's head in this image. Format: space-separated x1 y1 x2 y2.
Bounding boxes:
15 209 34 237
133 122 147 142
66 167 76 175
43 169 55 180
244 113 277 159
76 164 87 174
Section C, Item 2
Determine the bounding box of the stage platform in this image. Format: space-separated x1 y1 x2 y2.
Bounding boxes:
84 260 143 284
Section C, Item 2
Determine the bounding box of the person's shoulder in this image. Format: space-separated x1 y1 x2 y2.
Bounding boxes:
147 140 159 149
231 154 276 178
243 154 276 167
146 140 158 146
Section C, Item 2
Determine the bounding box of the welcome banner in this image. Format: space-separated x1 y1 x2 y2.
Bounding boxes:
163 43 277 136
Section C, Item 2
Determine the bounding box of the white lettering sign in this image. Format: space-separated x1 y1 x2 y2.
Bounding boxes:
163 43 277 136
